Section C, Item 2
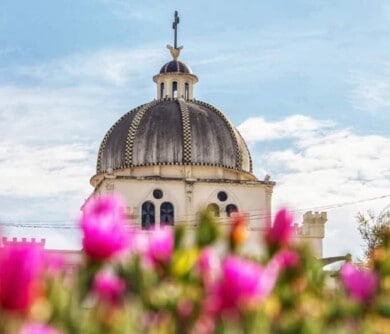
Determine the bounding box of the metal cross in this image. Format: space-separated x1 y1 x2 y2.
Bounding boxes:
172 11 180 49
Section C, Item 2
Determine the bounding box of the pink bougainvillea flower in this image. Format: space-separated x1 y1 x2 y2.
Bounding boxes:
93 271 126 305
265 208 295 247
128 229 149 255
146 227 174 264
45 253 67 276
0 244 45 312
216 255 280 312
340 262 379 303
80 195 130 260
273 249 300 269
18 323 60 334
198 247 220 287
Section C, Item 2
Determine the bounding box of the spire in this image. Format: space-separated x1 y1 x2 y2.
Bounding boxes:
167 11 183 61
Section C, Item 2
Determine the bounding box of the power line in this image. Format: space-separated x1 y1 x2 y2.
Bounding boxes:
0 193 388 229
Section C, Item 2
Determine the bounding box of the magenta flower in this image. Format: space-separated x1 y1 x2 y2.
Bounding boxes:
93 271 126 305
146 228 174 264
18 323 60 334
45 253 66 276
273 249 300 269
0 244 45 312
340 263 379 303
80 195 129 260
216 255 280 312
265 208 295 247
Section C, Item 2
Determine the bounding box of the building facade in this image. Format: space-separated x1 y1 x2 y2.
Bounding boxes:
88 14 327 257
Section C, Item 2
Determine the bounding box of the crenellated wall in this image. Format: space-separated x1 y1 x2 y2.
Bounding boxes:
1 237 46 247
295 211 328 258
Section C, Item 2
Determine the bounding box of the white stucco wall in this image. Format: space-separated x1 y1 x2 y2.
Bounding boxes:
96 176 270 230
90 166 325 258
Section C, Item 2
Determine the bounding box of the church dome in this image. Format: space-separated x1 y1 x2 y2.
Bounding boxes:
160 60 192 74
96 99 252 174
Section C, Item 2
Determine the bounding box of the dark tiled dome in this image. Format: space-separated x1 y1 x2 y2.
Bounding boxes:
96 99 252 174
160 60 192 74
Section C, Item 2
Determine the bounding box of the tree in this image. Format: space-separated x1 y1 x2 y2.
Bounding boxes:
357 205 390 260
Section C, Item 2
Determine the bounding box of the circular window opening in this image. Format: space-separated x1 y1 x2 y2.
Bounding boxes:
217 191 228 202
153 189 163 199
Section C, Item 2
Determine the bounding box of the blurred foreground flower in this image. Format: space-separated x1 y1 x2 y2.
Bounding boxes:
80 195 129 260
198 247 220 287
340 262 379 303
229 212 248 251
18 323 60 334
274 249 300 269
93 271 126 305
216 255 280 312
0 243 45 312
146 227 174 265
265 208 295 249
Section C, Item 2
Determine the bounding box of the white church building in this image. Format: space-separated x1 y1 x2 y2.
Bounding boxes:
88 12 327 258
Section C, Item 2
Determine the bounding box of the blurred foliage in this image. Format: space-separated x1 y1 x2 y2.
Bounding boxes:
0 202 389 334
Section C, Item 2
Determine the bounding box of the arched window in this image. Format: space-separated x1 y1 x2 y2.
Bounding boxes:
160 83 164 99
142 201 155 230
185 83 189 100
207 203 220 217
172 81 178 98
226 204 238 217
160 202 174 226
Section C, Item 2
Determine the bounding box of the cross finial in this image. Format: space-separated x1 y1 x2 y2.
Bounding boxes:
167 10 183 60
173 10 180 49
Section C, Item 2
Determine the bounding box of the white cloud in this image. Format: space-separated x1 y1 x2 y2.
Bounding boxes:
0 46 165 204
0 142 94 197
239 115 390 258
238 115 334 143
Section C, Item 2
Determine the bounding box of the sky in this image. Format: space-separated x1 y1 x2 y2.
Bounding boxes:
0 0 389 258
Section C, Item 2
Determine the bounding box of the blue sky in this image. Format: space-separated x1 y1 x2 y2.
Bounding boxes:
0 0 389 258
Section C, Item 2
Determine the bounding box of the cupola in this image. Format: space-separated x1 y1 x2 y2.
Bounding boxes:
152 11 198 100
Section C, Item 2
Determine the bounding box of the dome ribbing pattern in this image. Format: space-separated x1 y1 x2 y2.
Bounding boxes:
96 99 252 174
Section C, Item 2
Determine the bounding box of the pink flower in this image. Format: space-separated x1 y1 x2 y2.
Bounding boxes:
198 247 220 287
216 255 280 312
265 208 295 247
46 253 66 276
128 229 149 254
93 271 126 305
273 249 300 269
80 195 129 260
0 244 45 312
18 323 59 334
146 228 174 264
340 263 379 303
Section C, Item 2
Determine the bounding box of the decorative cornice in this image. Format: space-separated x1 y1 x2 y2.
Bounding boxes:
153 72 198 83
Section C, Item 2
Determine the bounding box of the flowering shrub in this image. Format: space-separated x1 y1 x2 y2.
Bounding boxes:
0 195 389 333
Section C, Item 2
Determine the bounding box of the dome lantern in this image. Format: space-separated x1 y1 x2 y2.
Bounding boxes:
153 11 198 100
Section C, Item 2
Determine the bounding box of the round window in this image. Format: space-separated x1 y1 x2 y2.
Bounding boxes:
153 189 163 199
217 191 228 202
